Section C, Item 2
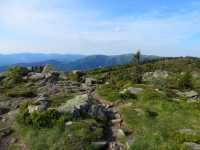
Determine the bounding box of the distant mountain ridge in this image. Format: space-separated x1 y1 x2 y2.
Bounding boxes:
0 53 87 66
0 53 161 73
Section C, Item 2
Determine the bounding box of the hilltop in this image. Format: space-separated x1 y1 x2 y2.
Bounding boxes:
0 56 200 150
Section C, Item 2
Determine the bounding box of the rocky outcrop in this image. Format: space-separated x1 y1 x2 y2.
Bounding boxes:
57 94 92 116
42 64 56 74
143 70 168 82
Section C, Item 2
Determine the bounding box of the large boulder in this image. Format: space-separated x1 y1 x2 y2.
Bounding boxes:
57 94 92 116
119 87 143 94
88 105 105 118
143 70 168 82
42 64 56 74
29 73 45 81
184 91 198 97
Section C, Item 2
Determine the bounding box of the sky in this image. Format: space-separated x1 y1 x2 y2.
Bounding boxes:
0 0 200 56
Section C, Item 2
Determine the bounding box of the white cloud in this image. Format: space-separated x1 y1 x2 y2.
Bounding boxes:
0 0 200 56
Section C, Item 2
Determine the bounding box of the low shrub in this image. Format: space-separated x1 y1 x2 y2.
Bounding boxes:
119 91 137 100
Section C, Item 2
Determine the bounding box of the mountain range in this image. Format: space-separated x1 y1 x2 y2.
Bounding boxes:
0 53 161 73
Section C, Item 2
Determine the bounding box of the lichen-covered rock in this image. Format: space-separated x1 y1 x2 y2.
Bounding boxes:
155 89 166 95
184 142 200 150
57 94 92 116
42 64 56 74
134 109 145 116
88 105 105 118
143 70 168 82
184 91 198 97
117 129 126 138
178 129 197 135
119 87 143 94
29 73 45 81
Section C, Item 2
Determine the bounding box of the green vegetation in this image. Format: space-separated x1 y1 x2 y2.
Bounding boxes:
7 66 23 83
14 100 105 150
48 94 75 107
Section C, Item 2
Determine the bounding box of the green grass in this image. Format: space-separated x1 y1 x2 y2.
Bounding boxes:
48 94 75 107
119 89 200 149
13 117 104 150
97 83 200 149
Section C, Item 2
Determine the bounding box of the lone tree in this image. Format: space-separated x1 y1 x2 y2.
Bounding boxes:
7 66 22 83
132 50 142 83
133 50 141 64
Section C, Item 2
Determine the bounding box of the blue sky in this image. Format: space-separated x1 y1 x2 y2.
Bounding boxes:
0 0 200 56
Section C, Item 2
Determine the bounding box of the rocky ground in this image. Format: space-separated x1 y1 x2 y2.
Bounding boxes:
1 64 200 150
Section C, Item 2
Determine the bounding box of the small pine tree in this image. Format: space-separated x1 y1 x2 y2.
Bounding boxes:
7 66 23 83
177 72 193 89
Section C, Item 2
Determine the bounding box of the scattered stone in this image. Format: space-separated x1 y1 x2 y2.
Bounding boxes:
92 142 107 147
184 142 200 150
111 119 122 124
172 89 185 97
105 82 110 85
187 99 198 103
25 82 34 87
45 71 60 81
155 89 166 95
115 113 121 118
109 142 125 150
0 107 9 115
42 64 56 74
11 138 19 144
117 129 126 138
173 99 183 102
178 129 197 135
29 73 45 81
134 109 145 116
119 87 143 94
184 91 198 98
65 121 74 126
126 134 136 149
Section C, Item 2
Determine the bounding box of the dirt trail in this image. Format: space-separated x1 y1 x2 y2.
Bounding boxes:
91 89 124 150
